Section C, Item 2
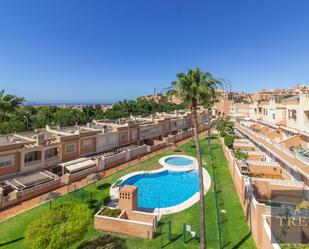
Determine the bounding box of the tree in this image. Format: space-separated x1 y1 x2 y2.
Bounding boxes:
215 117 234 137
25 203 91 249
170 68 222 249
0 90 185 135
53 108 87 126
0 89 24 121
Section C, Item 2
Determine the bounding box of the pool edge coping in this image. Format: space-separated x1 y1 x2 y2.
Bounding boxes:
109 155 211 216
159 155 198 171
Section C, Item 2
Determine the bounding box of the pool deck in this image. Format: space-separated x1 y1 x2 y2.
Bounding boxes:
109 155 211 216
159 155 198 171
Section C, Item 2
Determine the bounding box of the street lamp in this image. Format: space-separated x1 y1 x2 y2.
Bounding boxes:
23 115 29 130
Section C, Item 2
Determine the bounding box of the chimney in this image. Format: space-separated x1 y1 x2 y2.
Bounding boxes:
118 185 138 211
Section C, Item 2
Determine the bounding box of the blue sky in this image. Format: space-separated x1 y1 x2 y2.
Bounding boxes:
0 0 309 103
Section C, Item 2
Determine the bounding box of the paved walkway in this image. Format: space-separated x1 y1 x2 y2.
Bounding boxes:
0 132 206 222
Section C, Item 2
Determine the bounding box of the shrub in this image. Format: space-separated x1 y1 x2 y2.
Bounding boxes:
233 149 248 160
224 135 235 149
99 207 122 218
77 235 127 249
253 128 261 133
25 203 91 249
219 130 227 137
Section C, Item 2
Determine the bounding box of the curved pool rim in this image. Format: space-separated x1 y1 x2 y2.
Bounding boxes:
110 156 211 215
159 155 198 171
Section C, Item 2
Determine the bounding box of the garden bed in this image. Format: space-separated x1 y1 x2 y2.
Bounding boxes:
99 207 122 218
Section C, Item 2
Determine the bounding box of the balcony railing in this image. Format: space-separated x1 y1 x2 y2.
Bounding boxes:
24 159 42 167
1 195 18 207
68 166 98 178
297 153 309 165
18 179 60 196
237 124 308 166
45 155 60 162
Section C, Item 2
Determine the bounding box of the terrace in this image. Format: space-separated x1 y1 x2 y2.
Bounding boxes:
236 122 309 186
246 160 291 180
221 134 309 248
233 141 256 151
0 134 31 146
59 157 98 184
232 140 291 180
241 120 309 161
245 118 309 155
95 143 148 170
0 170 60 208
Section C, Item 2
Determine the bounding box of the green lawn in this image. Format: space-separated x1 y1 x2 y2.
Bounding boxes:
0 137 256 249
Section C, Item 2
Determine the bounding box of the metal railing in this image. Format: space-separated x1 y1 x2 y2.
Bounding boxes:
237 124 298 160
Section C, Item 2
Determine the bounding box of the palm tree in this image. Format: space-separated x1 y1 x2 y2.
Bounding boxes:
0 89 24 121
169 68 222 249
215 117 234 137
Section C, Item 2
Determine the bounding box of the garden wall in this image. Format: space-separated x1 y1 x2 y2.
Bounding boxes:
129 145 148 159
94 213 155 239
219 137 278 249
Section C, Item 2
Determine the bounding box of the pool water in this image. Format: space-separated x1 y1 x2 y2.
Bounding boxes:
164 156 193 166
121 170 199 208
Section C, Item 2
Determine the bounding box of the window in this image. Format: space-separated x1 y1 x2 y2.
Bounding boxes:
119 133 127 140
65 144 76 153
45 148 58 159
288 109 297 121
83 139 93 148
24 151 41 165
0 155 14 168
272 114 276 120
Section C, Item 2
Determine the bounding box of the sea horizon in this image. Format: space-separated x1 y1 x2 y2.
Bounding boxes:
23 101 115 106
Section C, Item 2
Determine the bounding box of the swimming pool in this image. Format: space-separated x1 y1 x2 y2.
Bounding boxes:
121 170 199 209
164 156 193 166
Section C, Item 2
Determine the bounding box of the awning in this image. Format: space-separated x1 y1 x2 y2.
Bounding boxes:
63 159 96 173
6 170 57 190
